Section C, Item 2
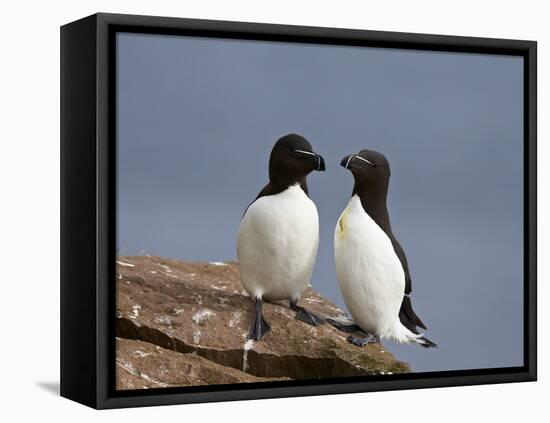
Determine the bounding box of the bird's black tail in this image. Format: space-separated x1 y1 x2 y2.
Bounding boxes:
419 336 438 349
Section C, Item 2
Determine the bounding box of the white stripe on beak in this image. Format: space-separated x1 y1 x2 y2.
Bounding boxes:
345 155 354 169
294 149 316 157
354 155 375 167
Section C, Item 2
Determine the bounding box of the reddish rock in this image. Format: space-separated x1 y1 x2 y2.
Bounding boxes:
116 256 409 390
116 338 285 390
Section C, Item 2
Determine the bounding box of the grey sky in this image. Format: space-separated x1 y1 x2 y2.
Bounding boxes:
116 32 524 372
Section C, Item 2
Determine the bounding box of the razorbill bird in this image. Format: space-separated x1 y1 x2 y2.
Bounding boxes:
237 134 326 341
333 149 436 348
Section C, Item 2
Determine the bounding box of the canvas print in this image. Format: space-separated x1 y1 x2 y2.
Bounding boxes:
114 32 524 390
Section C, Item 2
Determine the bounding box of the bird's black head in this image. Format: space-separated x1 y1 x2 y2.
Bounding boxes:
340 149 391 197
269 134 326 184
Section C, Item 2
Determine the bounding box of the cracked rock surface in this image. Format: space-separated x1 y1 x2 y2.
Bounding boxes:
116 256 409 389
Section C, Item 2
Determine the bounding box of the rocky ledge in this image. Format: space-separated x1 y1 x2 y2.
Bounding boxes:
116 256 409 390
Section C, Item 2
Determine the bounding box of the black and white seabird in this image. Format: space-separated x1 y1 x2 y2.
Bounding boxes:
237 134 326 341
333 149 436 348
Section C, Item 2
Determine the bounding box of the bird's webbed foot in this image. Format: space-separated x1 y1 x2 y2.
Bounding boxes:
326 318 364 334
347 334 380 347
290 300 325 326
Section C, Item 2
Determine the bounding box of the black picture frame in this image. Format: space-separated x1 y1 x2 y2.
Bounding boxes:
60 12 537 409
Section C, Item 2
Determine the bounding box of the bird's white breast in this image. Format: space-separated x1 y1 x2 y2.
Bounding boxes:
334 195 405 336
237 184 319 301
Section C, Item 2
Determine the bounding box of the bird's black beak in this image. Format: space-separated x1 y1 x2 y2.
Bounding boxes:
340 154 375 169
340 154 353 169
294 149 326 172
316 154 326 171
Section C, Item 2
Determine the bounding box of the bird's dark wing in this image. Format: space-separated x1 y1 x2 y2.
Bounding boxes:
389 235 427 332
389 235 412 295
399 295 426 333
